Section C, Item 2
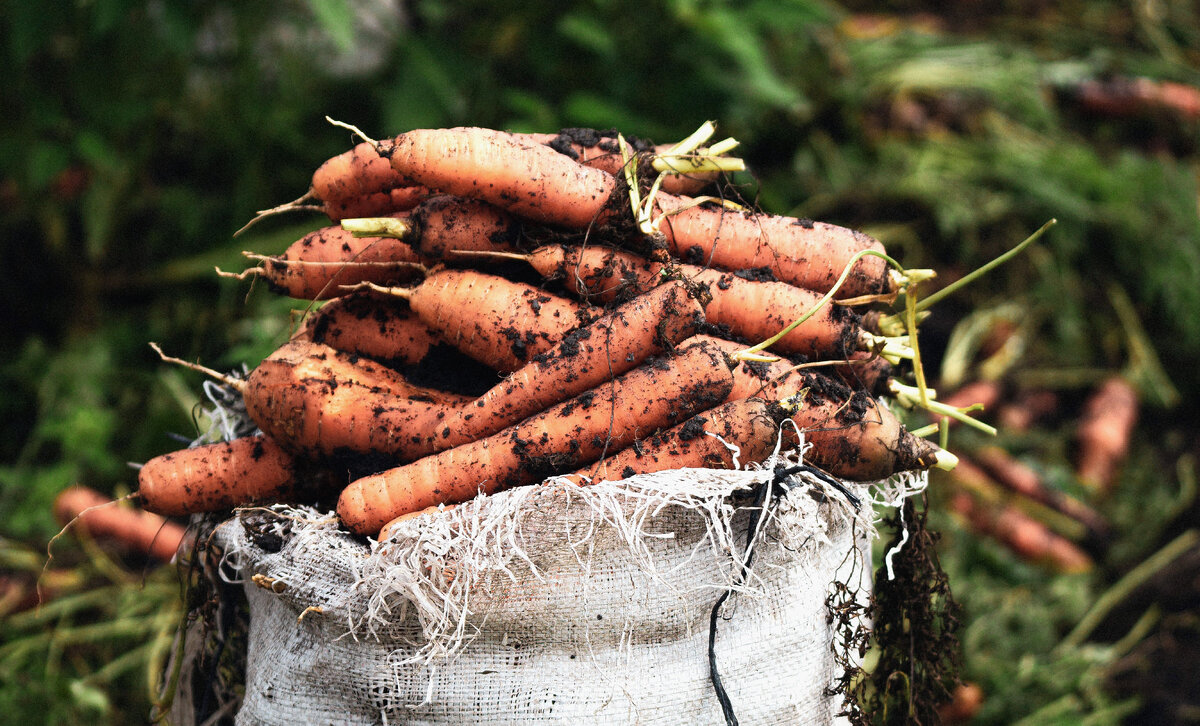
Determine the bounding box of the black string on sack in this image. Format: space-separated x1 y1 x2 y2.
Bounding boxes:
707 464 860 726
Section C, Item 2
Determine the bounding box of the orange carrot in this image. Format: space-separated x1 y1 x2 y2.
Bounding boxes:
362 268 597 372
295 292 440 366
323 186 433 221
949 491 1093 573
938 683 985 725
137 434 337 516
498 244 872 358
1075 376 1138 493
973 446 1110 540
763 368 942 481
225 218 425 300
352 194 523 259
438 280 703 447
314 130 712 213
997 388 1058 433
680 334 793 401
653 192 893 299
377 127 620 229
938 380 1003 427
312 141 411 202
54 486 188 563
559 398 785 486
338 340 735 535
243 340 469 458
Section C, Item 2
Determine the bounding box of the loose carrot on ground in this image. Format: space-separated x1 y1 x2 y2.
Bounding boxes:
652 192 894 299
558 398 785 486
294 292 440 365
222 218 425 300
376 127 621 229
949 491 1094 573
54 486 188 563
973 446 1111 541
1076 375 1139 494
243 340 469 458
482 244 872 359
763 368 945 481
137 434 338 516
337 340 735 535
358 268 597 373
437 280 703 447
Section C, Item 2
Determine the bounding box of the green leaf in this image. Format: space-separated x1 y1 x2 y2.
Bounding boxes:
308 0 356 52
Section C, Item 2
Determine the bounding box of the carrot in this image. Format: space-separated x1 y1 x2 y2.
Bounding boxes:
222 218 425 300
997 388 1058 433
295 292 439 366
337 340 735 535
1075 376 1139 494
360 268 597 372
680 334 793 401
376 127 621 229
243 340 470 458
949 491 1093 573
313 141 410 203
653 192 894 299
137 434 336 516
322 186 433 221
493 244 872 358
938 683 985 725
973 446 1111 541
538 128 716 195
343 195 521 259
558 398 785 486
763 367 944 481
315 130 715 212
54 486 188 563
937 380 1003 427
833 350 894 397
438 280 703 447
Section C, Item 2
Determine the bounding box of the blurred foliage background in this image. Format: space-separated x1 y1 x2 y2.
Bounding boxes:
2 0 1198 723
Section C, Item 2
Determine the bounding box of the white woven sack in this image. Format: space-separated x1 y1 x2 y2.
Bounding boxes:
210 461 892 725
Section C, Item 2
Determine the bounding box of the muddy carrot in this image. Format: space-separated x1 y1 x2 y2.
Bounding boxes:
294 293 440 366
338 341 735 535
359 268 596 372
652 192 894 299
438 280 703 446
137 434 338 516
559 398 785 485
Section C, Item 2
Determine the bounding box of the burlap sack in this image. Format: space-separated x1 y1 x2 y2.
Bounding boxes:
190 456 915 725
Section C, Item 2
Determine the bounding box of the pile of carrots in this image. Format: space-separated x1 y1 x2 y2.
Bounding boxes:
130 122 960 542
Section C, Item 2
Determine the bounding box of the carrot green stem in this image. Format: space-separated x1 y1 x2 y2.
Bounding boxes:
909 423 941 438
651 155 746 175
665 120 717 156
906 282 930 409
341 217 413 239
916 219 1056 313
889 381 997 435
933 449 959 471
1058 529 1199 651
706 137 739 156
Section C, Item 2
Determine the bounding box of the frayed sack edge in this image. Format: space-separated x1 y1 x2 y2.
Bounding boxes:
211 436 928 665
